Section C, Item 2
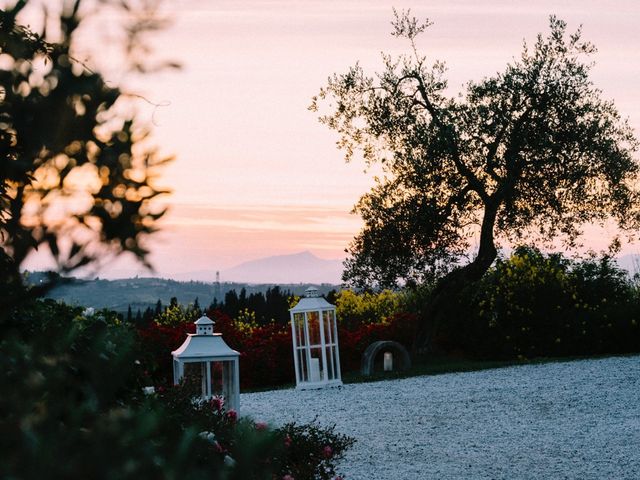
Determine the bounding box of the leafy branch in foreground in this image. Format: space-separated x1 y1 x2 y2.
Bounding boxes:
0 0 173 311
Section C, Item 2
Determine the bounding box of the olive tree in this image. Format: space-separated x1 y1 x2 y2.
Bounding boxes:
312 12 639 348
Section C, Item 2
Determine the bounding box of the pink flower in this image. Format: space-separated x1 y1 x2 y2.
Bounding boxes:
210 396 224 412
255 422 268 431
226 409 238 422
323 445 333 458
284 435 292 448
282 475 294 480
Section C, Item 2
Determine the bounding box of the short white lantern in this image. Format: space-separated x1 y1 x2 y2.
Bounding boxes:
289 287 342 389
171 314 240 411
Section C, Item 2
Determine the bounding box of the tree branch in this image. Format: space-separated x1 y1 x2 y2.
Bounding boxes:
412 73 489 202
492 106 534 201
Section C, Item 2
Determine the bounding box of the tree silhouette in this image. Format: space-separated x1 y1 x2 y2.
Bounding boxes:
313 12 640 348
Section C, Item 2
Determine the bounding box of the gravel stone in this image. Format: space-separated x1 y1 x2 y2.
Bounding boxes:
241 355 640 479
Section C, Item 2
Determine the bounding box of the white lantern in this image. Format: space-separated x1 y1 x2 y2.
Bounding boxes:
171 315 240 411
289 287 342 389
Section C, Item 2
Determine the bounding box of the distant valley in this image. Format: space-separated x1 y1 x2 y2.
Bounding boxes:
29 274 338 313
27 252 639 313
25 251 343 312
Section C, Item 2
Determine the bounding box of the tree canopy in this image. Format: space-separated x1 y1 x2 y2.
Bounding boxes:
312 12 639 347
0 0 172 306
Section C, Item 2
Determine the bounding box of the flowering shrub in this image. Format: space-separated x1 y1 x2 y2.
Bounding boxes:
156 377 354 480
136 302 418 390
1 299 288 479
335 289 401 328
274 421 355 480
233 308 260 333
136 320 193 385
135 311 294 390
212 311 295 389
215 307 417 386
441 247 640 359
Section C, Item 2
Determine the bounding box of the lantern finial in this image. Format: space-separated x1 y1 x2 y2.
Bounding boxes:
304 287 319 298
195 314 215 335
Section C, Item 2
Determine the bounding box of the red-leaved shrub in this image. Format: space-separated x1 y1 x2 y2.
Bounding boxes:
338 312 418 371
212 310 294 389
136 309 417 390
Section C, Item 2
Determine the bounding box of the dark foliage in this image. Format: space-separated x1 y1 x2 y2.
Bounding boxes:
0 299 220 478
213 311 295 389
214 286 294 326
437 247 640 359
275 421 355 480
1 298 355 479
0 1 171 310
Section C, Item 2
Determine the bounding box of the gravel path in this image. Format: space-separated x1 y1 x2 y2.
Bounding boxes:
241 355 640 479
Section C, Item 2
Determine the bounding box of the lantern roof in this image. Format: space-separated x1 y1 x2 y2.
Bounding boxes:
289 287 335 313
172 334 239 361
195 315 214 325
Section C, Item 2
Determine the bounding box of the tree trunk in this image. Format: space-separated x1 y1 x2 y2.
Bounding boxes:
413 202 499 351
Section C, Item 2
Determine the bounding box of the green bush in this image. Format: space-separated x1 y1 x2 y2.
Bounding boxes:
1 299 354 479
1 300 236 478
441 247 640 359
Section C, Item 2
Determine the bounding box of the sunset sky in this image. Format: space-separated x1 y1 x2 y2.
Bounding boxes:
20 0 640 279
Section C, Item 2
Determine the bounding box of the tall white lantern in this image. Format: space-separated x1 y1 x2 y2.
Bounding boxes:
171 315 240 411
289 287 342 389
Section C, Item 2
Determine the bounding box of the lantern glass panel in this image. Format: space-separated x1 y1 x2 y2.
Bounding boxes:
325 346 335 380
307 311 321 346
183 362 204 396
309 347 324 382
222 362 234 399
210 362 224 395
294 313 305 346
297 348 308 382
323 310 334 345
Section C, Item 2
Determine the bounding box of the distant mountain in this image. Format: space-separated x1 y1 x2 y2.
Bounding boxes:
221 251 344 284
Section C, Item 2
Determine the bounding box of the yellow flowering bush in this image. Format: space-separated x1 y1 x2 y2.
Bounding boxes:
335 289 401 328
440 247 640 359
